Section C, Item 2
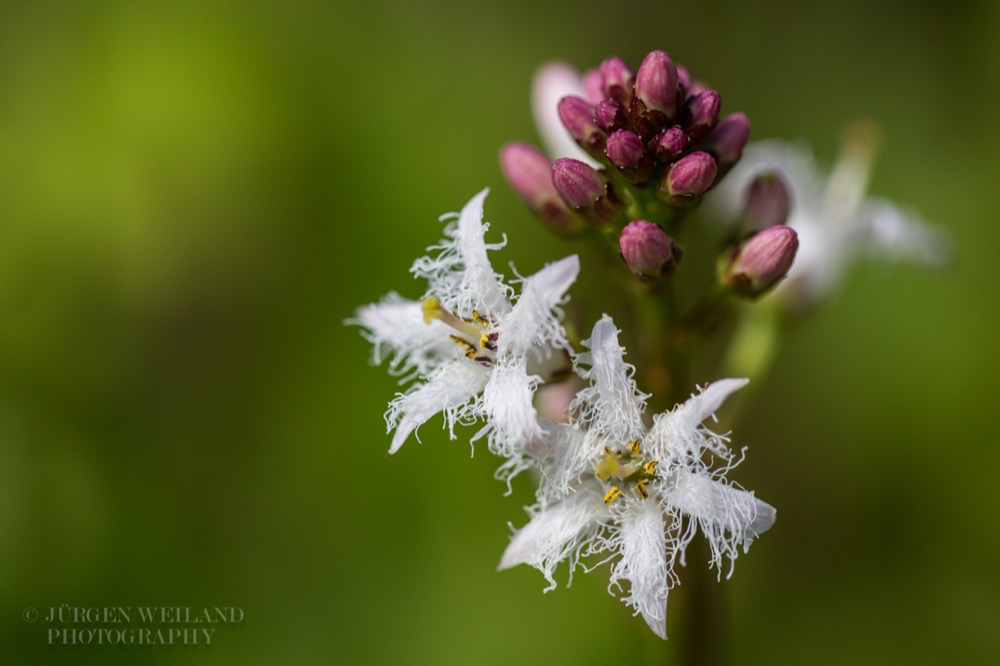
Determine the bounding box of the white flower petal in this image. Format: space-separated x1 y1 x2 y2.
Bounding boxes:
498 492 605 591
674 378 748 429
385 362 489 454
411 188 512 318
647 379 746 465
539 423 608 496
612 500 669 640
350 293 456 376
572 316 647 442
661 470 775 575
858 198 951 266
482 357 543 457
500 254 579 355
531 62 601 167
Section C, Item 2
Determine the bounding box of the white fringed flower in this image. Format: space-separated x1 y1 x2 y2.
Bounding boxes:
705 136 949 305
352 188 579 456
498 316 775 639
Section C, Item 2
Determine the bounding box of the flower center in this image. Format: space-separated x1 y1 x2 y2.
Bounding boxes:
421 296 499 366
593 438 659 504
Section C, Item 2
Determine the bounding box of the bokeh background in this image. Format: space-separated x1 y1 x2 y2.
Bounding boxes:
1 0 998 663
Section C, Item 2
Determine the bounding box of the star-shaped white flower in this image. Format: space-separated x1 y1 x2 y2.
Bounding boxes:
706 136 949 306
498 316 775 639
352 189 580 456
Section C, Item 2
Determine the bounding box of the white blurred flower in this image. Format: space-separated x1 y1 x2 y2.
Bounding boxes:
706 131 949 305
498 316 775 639
531 62 602 167
352 188 579 456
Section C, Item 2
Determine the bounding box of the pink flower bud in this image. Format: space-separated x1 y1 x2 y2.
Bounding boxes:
661 151 718 203
721 225 799 297
704 112 751 168
743 171 791 231
551 158 622 223
582 68 605 104
619 220 683 279
599 56 635 106
557 96 606 157
595 100 627 132
683 89 721 141
676 64 691 94
606 130 654 183
653 126 688 162
500 143 583 235
635 50 679 119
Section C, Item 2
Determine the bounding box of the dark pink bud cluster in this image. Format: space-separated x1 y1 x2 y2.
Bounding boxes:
557 50 751 203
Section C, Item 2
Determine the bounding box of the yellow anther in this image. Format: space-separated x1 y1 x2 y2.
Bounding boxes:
635 479 649 500
449 335 475 352
603 446 619 457
471 310 489 326
479 333 490 349
643 460 659 475
603 487 623 504
627 439 642 455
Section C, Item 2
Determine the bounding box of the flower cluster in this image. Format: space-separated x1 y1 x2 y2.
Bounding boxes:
353 186 774 639
351 47 946 642
501 49 802 298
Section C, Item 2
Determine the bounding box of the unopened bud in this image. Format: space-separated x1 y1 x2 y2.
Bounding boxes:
743 171 791 231
595 100 627 132
619 220 683 279
682 89 720 141
676 64 691 94
704 112 751 169
653 127 688 162
720 225 799 297
551 158 623 223
660 151 718 204
557 96 605 158
499 143 583 235
599 56 635 106
687 80 710 98
635 50 679 119
582 68 604 104
606 130 654 183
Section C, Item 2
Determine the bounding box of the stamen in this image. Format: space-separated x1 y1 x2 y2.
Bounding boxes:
603 446 619 457
627 439 642 455
603 487 623 504
421 296 489 340
643 460 659 475
635 479 649 499
449 335 476 354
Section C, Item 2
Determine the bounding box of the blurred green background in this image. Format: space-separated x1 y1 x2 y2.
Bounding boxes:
1 0 997 663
